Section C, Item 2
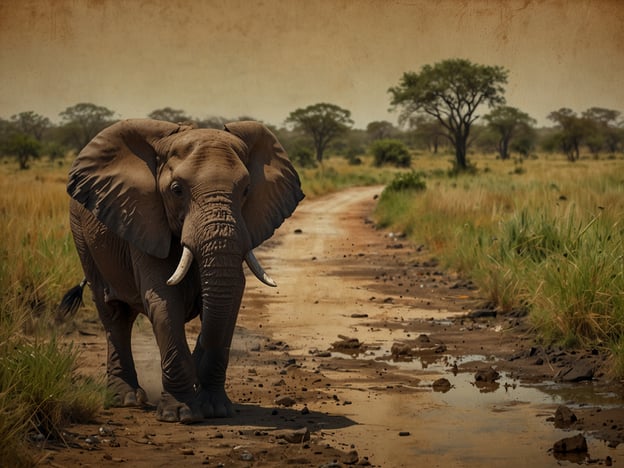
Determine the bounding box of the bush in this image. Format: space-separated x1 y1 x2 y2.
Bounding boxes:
384 170 426 193
371 139 412 167
290 146 317 168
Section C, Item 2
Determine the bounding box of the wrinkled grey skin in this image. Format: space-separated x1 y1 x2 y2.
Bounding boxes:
67 119 303 423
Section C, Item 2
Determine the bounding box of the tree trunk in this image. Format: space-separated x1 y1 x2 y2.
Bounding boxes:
454 132 469 171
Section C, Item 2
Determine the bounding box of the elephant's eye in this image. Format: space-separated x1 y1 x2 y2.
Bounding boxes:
243 185 250 197
170 181 183 196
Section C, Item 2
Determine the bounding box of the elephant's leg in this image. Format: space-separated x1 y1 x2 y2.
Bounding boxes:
143 288 202 423
91 289 147 407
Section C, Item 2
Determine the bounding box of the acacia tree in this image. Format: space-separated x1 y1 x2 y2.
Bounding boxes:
148 107 192 123
285 103 353 164
547 108 587 161
389 59 508 171
582 107 622 154
59 102 116 151
10 111 51 141
409 115 446 153
2 133 41 169
366 120 397 141
483 106 536 159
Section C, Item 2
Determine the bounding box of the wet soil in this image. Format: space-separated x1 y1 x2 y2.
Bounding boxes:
43 186 624 467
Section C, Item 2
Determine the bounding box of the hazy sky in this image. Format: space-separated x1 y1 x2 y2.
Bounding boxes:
1 0 623 129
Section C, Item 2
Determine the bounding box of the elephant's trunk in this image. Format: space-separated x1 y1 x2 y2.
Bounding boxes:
181 197 249 353
198 254 245 349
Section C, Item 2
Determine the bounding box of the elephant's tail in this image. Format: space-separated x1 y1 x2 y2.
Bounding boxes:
56 278 87 322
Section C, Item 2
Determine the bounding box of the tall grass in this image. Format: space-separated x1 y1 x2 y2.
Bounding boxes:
0 162 84 331
0 160 103 465
376 154 624 375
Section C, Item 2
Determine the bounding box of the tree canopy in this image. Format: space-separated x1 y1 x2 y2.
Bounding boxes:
59 103 116 151
389 58 508 170
285 103 353 164
547 108 588 161
483 106 536 159
148 107 191 123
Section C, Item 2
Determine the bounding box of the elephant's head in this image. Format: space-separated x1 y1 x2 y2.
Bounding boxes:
67 118 303 348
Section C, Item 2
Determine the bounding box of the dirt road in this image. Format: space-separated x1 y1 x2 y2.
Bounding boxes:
47 186 624 467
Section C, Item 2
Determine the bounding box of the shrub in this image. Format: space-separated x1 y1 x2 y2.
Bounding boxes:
290 146 317 168
371 139 412 167
384 170 426 193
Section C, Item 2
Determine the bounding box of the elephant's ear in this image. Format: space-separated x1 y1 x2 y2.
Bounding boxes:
67 119 189 259
224 121 304 249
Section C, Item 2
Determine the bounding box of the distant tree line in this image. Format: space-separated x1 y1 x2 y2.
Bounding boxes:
1 60 623 171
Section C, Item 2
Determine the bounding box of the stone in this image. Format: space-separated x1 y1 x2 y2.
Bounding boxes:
275 427 311 444
343 449 359 465
432 378 452 392
553 433 587 453
275 396 296 407
554 405 577 428
474 367 500 383
556 362 594 382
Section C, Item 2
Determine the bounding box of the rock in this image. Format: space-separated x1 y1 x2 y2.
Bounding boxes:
556 362 594 382
391 342 413 357
239 451 254 461
294 228 303 234
398 431 411 437
275 427 311 444
343 449 359 465
332 336 362 351
275 396 296 407
553 433 588 453
474 367 500 383
467 310 497 319
350 313 369 318
179 447 195 455
432 378 452 392
417 334 430 343
554 405 578 428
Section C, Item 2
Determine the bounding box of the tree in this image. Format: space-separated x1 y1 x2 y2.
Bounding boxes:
10 111 50 141
483 106 536 159
285 103 353 164
366 120 397 141
581 107 622 154
148 107 192 123
389 58 508 171
59 103 116 151
2 133 41 169
409 115 446 153
547 108 587 161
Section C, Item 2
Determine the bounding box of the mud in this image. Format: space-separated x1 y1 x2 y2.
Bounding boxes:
43 186 624 467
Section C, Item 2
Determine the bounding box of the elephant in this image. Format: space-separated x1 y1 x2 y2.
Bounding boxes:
64 118 303 423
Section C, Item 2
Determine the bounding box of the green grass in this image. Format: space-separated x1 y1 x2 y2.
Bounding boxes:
375 153 624 375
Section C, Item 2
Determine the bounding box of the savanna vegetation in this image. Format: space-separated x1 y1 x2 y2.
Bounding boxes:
1 57 623 464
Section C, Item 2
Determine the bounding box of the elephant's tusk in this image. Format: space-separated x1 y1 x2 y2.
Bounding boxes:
245 250 277 287
167 246 194 286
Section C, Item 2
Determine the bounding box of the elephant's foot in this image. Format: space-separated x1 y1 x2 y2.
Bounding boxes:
156 392 203 424
197 387 233 419
107 377 148 408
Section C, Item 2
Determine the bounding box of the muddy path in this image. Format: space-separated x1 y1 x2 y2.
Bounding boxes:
47 186 623 467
